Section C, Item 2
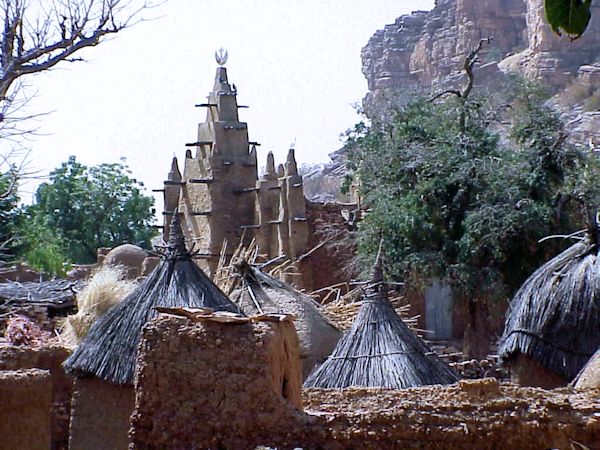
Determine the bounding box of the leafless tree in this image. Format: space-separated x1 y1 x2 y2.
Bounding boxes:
0 0 156 99
429 37 493 132
0 0 159 261
0 0 158 188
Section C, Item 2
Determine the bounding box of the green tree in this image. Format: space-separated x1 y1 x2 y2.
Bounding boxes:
32 156 155 263
14 210 69 276
345 78 598 296
0 170 19 263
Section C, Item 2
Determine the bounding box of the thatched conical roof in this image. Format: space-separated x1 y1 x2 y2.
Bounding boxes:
303 247 459 389
64 213 242 385
498 235 600 380
230 260 341 378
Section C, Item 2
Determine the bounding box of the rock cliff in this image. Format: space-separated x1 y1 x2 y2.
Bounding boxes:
361 0 600 119
308 0 600 202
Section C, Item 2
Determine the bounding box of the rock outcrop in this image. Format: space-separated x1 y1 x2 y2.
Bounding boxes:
361 0 600 118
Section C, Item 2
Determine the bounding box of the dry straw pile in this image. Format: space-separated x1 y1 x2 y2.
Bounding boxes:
60 266 137 347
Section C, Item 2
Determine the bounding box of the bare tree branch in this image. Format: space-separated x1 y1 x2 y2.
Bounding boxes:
429 89 462 102
0 0 159 100
429 37 493 132
0 0 161 194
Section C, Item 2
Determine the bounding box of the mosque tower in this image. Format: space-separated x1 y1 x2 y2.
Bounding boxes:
161 50 310 287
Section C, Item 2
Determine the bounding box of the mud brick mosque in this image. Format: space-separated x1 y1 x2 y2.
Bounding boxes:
158 51 349 292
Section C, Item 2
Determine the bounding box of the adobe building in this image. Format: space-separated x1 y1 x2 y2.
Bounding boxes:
159 54 319 290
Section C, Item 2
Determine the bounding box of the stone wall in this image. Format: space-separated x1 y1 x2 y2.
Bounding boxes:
0 344 72 450
130 314 600 450
0 369 52 450
69 377 135 450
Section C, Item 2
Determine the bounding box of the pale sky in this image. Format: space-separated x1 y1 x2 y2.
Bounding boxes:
19 0 434 212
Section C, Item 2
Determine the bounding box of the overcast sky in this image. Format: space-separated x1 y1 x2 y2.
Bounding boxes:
20 0 434 209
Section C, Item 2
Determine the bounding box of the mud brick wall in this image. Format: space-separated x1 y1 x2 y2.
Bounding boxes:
305 201 357 294
0 369 51 450
130 315 303 449
69 377 135 450
0 344 72 450
130 314 600 450
302 381 600 450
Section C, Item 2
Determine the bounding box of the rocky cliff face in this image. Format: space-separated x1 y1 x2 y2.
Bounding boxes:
308 0 600 203
362 0 600 119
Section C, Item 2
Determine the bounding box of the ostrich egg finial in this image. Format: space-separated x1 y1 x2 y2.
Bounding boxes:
215 48 228 66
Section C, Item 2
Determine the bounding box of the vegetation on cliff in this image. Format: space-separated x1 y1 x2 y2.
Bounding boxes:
344 77 600 298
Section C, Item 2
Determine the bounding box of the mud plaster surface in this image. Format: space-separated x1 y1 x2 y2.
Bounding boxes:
0 344 72 450
576 351 600 390
303 381 600 450
0 369 51 450
69 377 135 450
131 315 600 450
131 315 303 449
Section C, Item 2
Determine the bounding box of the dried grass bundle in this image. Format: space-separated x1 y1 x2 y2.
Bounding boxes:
321 287 420 333
60 266 136 347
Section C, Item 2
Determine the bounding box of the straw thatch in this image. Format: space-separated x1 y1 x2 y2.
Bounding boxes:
498 235 600 380
63 213 241 385
60 266 137 346
230 260 341 378
303 246 459 389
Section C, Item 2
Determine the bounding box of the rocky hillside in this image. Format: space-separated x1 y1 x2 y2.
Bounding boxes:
300 149 352 203
362 0 600 116
307 0 600 202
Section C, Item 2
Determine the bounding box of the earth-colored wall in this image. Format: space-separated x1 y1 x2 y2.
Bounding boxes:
0 369 51 450
303 381 600 450
131 315 303 449
131 314 600 450
69 377 135 450
507 353 569 389
305 201 357 294
0 344 72 450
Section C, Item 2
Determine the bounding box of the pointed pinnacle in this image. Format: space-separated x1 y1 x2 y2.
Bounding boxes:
371 238 384 283
168 157 182 182
266 152 275 175
167 209 188 255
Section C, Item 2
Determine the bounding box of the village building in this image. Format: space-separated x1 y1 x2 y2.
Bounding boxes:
158 54 357 294
63 214 241 449
160 56 312 288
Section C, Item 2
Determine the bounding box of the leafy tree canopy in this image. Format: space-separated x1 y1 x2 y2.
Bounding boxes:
345 78 600 297
31 156 156 264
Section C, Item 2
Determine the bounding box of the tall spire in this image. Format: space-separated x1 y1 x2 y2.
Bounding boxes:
285 148 298 176
262 151 277 180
